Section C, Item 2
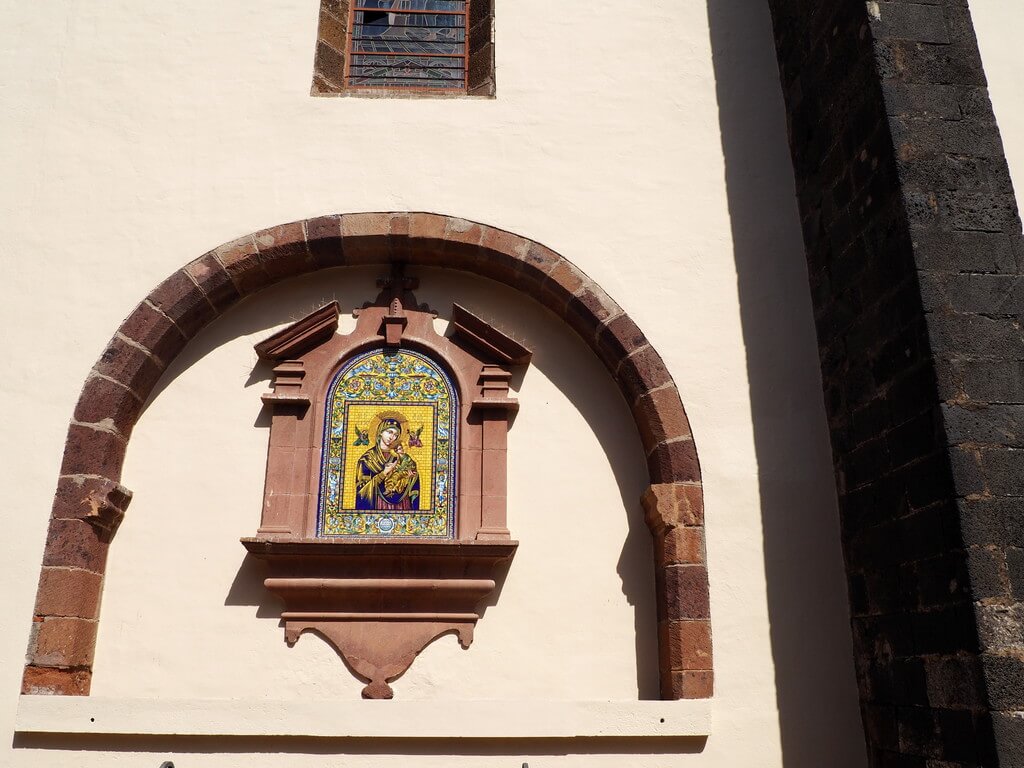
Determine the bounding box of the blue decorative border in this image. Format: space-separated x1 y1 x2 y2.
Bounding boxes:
316 347 458 538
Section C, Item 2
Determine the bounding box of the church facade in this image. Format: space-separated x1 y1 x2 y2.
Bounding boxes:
2 1 1022 766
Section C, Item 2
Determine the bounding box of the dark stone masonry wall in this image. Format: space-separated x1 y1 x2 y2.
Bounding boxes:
766 0 1024 765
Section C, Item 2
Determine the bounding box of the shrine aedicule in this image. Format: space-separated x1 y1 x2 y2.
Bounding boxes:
241 270 531 698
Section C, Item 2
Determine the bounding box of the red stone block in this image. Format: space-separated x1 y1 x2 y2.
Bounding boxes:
408 212 449 241
119 300 190 365
184 252 241 312
59 424 128 480
647 438 701 484
305 215 344 267
595 314 648 373
341 213 394 265
659 564 711 621
50 475 131 527
514 242 560 294
642 483 704 531
146 268 218 338
539 261 585 314
663 670 714 700
92 335 164 400
215 234 270 295
255 221 313 281
42 518 110 572
656 526 705 566
21 666 91 696
35 568 102 619
73 375 142 439
618 345 673 405
439 217 485 270
658 620 713 671
632 386 692 454
565 285 621 343
481 226 528 263
31 617 98 668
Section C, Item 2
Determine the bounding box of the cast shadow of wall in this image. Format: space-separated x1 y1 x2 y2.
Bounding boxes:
148 266 658 698
705 1 867 765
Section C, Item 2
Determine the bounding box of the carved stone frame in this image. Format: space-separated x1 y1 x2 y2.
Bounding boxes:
241 275 533 697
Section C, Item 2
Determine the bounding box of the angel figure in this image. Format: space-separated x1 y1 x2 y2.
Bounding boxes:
408 425 424 448
353 424 370 446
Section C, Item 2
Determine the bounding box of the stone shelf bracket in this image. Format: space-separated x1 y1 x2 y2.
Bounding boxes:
244 273 532 698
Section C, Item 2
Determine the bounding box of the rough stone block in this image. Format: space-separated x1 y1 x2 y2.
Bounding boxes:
21 666 91 696
871 2 949 44
632 386 692 454
118 300 190 365
184 252 241 312
538 261 586 315
618 346 673 406
214 234 270 296
59 424 127 480
341 213 394 265
659 564 711 621
565 285 620 344
595 313 648 374
73 375 142 438
30 617 98 668
42 518 110 572
92 335 164 400
981 448 1024 496
647 438 701 484
50 475 131 522
656 525 704 567
982 653 1024 710
35 568 103 620
305 215 344 267
663 670 713 700
642 483 704 532
255 221 312 281
146 269 218 338
658 620 713 671
315 41 345 87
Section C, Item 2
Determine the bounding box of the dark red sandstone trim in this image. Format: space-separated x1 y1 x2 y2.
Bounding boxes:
23 214 710 699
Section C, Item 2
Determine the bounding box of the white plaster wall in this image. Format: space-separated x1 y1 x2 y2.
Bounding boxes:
972 0 1024 221
0 0 866 766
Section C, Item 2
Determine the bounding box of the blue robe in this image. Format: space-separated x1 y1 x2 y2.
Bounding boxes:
354 446 420 510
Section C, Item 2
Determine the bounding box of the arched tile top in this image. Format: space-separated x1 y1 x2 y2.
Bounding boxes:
24 213 711 701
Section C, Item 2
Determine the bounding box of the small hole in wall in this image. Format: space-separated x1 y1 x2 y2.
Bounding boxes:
89 717 95 723
659 718 665 723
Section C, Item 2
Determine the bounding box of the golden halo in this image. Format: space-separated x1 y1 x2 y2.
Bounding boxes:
367 410 409 448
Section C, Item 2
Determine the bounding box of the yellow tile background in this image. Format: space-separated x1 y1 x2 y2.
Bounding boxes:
341 402 436 510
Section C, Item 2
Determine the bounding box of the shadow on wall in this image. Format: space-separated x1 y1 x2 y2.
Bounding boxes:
147 265 658 699
705 1 868 766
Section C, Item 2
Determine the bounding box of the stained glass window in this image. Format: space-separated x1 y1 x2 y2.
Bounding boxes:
347 1 468 90
318 348 458 538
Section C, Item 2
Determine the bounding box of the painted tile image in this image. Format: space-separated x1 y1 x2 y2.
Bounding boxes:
318 348 457 537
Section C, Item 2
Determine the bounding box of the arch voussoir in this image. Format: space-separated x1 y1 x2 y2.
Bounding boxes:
24 212 712 700
147 269 219 339
254 221 317 282
304 214 344 268
184 253 242 313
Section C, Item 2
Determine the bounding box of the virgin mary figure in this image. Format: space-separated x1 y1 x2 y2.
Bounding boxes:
354 416 421 510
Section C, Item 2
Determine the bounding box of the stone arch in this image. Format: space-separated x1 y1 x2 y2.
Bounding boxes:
23 213 711 700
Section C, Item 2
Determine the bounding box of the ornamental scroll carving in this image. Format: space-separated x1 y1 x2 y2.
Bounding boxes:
242 273 531 698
